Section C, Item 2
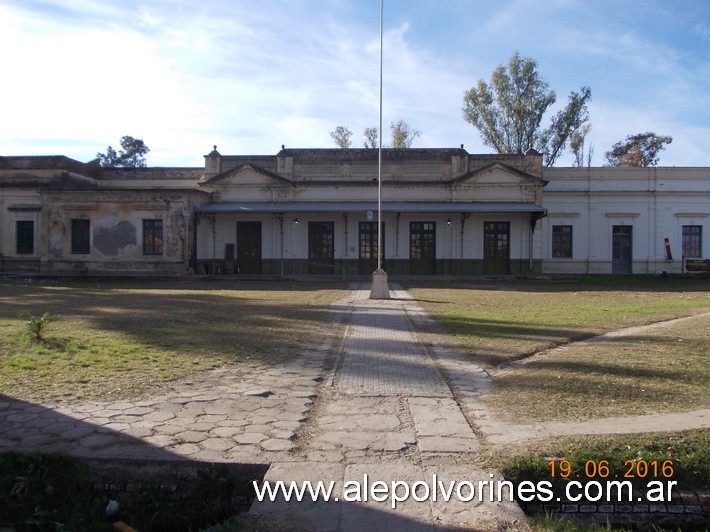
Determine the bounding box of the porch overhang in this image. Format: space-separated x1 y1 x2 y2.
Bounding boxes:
195 201 546 215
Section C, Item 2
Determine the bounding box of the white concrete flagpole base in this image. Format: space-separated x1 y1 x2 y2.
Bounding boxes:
369 269 390 299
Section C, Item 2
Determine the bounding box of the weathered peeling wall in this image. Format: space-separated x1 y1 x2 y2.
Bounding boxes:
39 190 199 274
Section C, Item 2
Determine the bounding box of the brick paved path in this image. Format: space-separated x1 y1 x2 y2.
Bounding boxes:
252 285 521 529
331 295 450 397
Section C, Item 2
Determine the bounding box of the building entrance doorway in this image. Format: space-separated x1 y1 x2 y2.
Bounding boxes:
309 221 335 274
359 222 384 274
410 222 436 274
484 221 510 274
236 221 262 274
612 225 633 274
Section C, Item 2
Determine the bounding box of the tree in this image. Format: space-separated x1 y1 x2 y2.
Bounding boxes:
462 52 591 166
390 119 421 149
604 132 673 167
570 123 594 167
98 136 150 167
363 127 379 149
330 126 353 149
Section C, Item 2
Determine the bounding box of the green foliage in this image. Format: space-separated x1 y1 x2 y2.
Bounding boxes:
17 310 58 342
97 135 150 168
499 430 709 491
569 124 593 167
390 119 421 149
330 126 353 148
363 127 379 148
462 52 591 166
604 132 672 167
116 465 240 530
333 123 424 150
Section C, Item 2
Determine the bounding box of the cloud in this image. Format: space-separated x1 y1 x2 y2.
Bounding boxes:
0 3 208 162
0 1 707 166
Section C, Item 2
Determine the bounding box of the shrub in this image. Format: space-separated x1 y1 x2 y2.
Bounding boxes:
17 311 59 342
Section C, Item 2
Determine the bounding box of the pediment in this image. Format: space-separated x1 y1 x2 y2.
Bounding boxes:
200 163 292 188
452 162 547 187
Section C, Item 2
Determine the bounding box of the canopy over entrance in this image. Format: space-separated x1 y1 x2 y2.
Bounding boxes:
195 201 546 215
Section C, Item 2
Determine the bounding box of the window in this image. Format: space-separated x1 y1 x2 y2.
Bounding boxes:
16 221 34 255
682 225 702 258
552 225 573 258
143 219 163 255
71 219 91 254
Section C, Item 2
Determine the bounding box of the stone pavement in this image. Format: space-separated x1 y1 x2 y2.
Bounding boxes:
0 283 524 530
250 285 523 530
331 289 450 397
0 308 345 464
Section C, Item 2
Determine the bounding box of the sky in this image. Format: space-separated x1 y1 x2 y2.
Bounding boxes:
1 0 708 167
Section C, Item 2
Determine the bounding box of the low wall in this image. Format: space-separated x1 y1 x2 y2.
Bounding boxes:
519 489 709 529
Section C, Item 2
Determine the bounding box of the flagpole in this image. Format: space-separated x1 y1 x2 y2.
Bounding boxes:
377 0 383 272
370 0 390 299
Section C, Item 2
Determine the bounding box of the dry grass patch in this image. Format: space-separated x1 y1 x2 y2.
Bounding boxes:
491 314 710 421
406 277 710 421
407 278 710 367
0 280 345 404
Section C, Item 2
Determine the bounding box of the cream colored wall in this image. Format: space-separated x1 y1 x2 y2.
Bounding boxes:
542 167 710 274
0 190 43 258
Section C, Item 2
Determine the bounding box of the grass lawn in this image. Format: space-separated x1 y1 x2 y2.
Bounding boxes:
407 277 710 421
0 280 345 405
490 429 710 492
491 429 709 531
493 314 710 421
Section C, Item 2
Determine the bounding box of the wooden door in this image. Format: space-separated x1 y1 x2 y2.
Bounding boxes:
236 221 262 274
308 222 335 274
484 222 510 274
410 222 436 274
359 222 384 274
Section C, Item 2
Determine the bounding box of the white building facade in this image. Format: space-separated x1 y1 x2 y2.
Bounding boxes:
541 167 709 274
1 148 707 277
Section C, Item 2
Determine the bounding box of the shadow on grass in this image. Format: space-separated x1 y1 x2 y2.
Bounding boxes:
403 275 710 294
1 280 350 366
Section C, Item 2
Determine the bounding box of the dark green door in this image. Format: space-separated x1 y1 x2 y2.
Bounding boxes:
484 221 510 274
236 221 262 274
359 222 384 274
410 222 436 274
308 222 335 274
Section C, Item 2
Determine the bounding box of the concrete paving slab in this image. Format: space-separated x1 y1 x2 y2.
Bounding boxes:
339 463 438 531
417 436 478 453
409 397 479 453
261 438 296 452
422 465 527 529
250 462 346 532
